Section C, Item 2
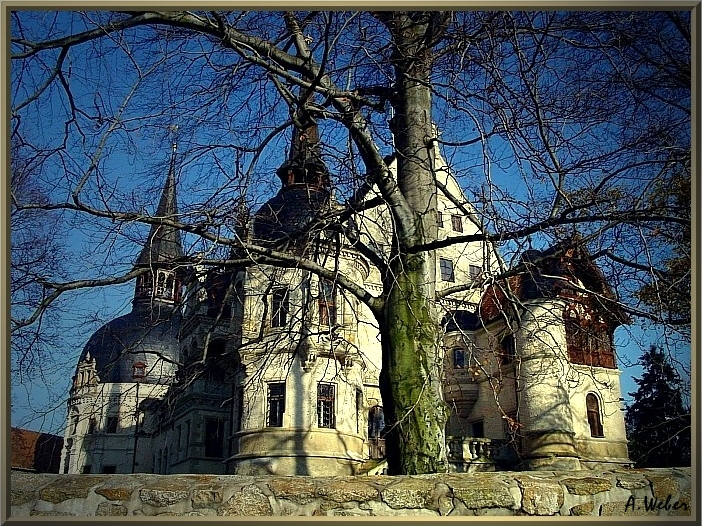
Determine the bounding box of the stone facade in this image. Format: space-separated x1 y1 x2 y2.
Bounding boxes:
10 468 692 517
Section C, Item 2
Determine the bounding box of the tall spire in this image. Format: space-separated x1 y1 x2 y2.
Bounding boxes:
133 143 185 306
135 143 184 268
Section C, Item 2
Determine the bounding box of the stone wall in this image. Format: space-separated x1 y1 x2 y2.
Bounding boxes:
10 468 692 518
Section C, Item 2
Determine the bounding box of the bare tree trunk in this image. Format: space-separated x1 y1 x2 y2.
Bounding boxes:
378 12 448 475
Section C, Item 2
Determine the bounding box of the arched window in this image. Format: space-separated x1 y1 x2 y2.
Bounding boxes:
586 393 604 437
132 361 147 379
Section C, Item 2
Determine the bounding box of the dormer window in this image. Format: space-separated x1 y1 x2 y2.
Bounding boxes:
132 362 147 379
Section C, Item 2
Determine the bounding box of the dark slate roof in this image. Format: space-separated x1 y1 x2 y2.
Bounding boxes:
251 186 331 243
134 152 184 267
77 306 181 384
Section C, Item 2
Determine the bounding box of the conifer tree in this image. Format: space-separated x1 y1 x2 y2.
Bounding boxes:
625 346 691 467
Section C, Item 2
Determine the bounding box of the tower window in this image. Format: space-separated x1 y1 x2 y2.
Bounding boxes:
156 269 176 300
436 211 444 228
71 416 79 435
451 215 463 232
440 258 455 282
132 361 147 379
318 280 337 326
317 383 336 429
88 417 97 434
586 393 604 437
453 348 466 368
271 288 289 328
500 335 516 365
267 382 286 427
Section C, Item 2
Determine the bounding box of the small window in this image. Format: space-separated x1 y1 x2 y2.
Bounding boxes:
204 419 225 457
132 361 147 379
368 406 385 438
71 416 79 435
469 265 482 282
586 393 604 437
101 465 117 474
500 335 516 365
436 211 444 228
439 258 455 282
88 417 97 434
453 348 466 368
318 280 337 326
105 416 118 434
156 269 176 299
81 465 92 474
267 382 286 427
451 215 463 232
271 288 289 327
317 383 336 429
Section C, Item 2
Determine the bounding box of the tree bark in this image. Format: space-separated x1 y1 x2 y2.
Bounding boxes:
378 12 448 475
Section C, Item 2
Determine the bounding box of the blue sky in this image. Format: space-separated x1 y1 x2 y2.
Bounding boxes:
9 10 692 436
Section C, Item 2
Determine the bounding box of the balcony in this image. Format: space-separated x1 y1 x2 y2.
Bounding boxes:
447 436 503 472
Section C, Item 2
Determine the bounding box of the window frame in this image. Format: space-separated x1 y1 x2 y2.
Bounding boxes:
317 382 336 429
271 287 290 328
453 348 466 368
318 280 337 326
267 382 286 427
451 214 463 232
586 393 605 438
439 258 455 282
204 418 225 458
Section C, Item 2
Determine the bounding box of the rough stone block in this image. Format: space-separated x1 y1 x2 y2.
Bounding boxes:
316 480 379 503
96 502 128 516
217 484 273 516
519 479 563 515
561 476 612 495
39 476 103 504
381 478 435 509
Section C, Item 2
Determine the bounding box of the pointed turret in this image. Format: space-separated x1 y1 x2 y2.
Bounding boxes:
134 144 185 305
275 100 330 190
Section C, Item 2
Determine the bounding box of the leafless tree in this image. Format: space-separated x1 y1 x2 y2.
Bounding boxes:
10 9 692 474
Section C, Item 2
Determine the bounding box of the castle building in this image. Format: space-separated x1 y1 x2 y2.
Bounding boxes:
61 121 630 476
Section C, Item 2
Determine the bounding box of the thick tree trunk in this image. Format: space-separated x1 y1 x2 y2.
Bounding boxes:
378 12 448 475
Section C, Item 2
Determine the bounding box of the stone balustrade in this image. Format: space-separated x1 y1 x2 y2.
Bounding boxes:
10 467 691 517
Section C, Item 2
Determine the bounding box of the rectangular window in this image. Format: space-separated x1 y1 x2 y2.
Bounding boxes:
439 258 455 282
267 382 286 427
271 288 289 327
436 211 444 228
500 334 516 365
88 417 97 434
101 465 117 474
71 416 79 435
317 383 336 429
469 265 482 282
105 416 118 434
81 465 92 474
453 348 466 368
204 419 225 458
318 280 337 326
451 215 463 232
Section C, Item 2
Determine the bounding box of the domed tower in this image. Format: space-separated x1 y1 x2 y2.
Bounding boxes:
61 145 185 475
224 117 371 476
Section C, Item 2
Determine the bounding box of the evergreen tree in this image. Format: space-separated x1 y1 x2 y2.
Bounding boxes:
625 346 691 467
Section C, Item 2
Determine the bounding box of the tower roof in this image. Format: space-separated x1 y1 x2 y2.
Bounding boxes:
134 144 185 267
